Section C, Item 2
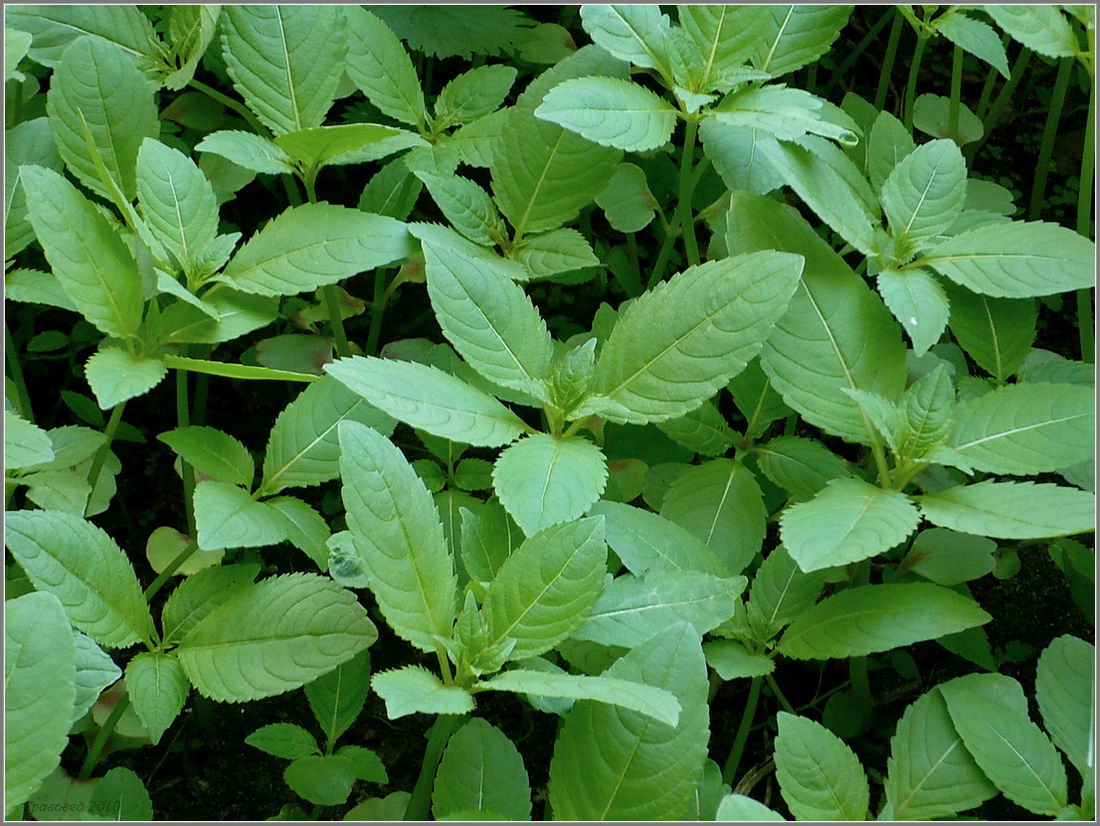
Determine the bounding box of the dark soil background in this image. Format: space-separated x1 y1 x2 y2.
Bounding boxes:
7 6 1094 821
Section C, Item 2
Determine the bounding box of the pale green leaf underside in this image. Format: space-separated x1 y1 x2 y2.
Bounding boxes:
715 793 785 821
775 711 870 821
71 630 120 724
194 130 294 174
578 4 672 72
84 348 167 410
983 6 1078 58
326 356 528 448
338 420 456 653
4 410 55 470
780 477 921 572
177 573 377 702
535 77 678 152
492 434 608 536
4 510 153 649
778 583 991 660
372 666 473 718
193 481 286 551
918 481 1095 539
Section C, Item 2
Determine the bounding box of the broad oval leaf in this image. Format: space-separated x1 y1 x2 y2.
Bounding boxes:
578 4 673 73
326 356 528 448
716 793 785 821
881 139 967 249
583 251 804 424
942 281 1037 381
754 435 852 500
84 349 167 410
193 481 286 551
778 583 991 660
161 563 261 645
194 130 294 175
338 420 456 654
483 516 607 660
983 6 1078 58
917 221 1095 298
547 623 708 820
4 592 76 813
746 545 828 641
176 573 377 702
885 688 997 820
588 500 729 577
1035 635 1095 777
936 12 1011 78
246 723 320 759
492 435 607 536
5 118 64 257
6 5 157 67
654 400 738 457
751 5 852 78
216 203 410 297
125 653 189 745
432 718 532 821
775 711 869 820
71 630 121 724
4 510 153 648
304 648 371 749
918 481 1095 539
780 477 921 572
159 425 254 489
940 673 1068 816
535 77 678 152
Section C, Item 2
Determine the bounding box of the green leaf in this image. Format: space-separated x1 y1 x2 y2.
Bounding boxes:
432 718 532 821
125 653 189 745
588 500 729 577
572 570 744 648
780 477 921 572
4 510 153 648
655 401 738 457
194 130 294 175
159 426 254 489
72 630 121 723
420 237 552 396
177 573 377 702
700 120 784 196
20 165 143 339
4 410 55 470
246 723 320 759
216 203 409 297
913 93 984 146
679 6 768 90
944 285 1036 382
918 481 1095 539
512 228 601 281
916 221 1095 298
338 420 456 653
983 6 1078 58
727 357 792 439
595 162 657 233
45 37 158 202
492 435 607 536
944 383 1094 475
6 26 31 81
459 500 521 583
579 252 804 424
886 688 996 820
483 516 607 659
1035 635 1095 776
283 754 357 806
221 6 344 135
326 356 528 448
260 376 395 496
548 623 707 820
714 85 857 144
759 137 877 256
4 592 76 813
481 668 681 726
877 267 950 356
160 563 260 645
904 528 996 586
6 5 157 67
85 345 166 410
728 191 907 445
660 459 765 576
371 666 474 718
754 436 852 500
716 793 785 821
704 640 776 680
359 158 423 219
266 497 330 570
751 5 852 77
940 673 1069 816
867 110 916 190
936 12 1011 78
778 583 991 659
578 5 672 74
305 648 371 749
275 123 401 171
746 545 828 641
775 711 869 820
193 481 285 551
536 77 677 152
881 139 967 250
345 7 426 130
165 5 220 90
434 64 518 127
5 119 64 257
136 138 221 278
415 173 504 246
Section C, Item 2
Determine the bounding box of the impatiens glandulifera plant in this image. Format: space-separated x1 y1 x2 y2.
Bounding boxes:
5 3 1096 821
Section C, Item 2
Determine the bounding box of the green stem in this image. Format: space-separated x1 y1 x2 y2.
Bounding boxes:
175 367 197 536
722 677 762 785
623 235 644 297
365 268 389 356
5 324 32 421
968 46 1032 162
143 541 199 602
948 45 963 141
824 9 894 98
875 11 905 111
78 695 130 780
974 41 1009 120
677 118 701 268
323 286 352 358
85 402 126 492
647 217 681 289
765 673 796 715
188 78 267 136
1028 58 1074 220
903 35 929 132
849 560 873 711
1077 81 1095 362
403 715 467 820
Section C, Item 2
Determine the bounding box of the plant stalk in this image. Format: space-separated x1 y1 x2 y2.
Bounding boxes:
1078 79 1096 361
85 401 126 499
365 268 389 356
875 10 905 111
948 45 963 140
5 324 32 421
722 677 762 785
78 695 130 780
175 365 197 536
144 541 200 602
824 8 894 99
903 35 929 132
1028 58 1074 220
849 560 873 711
968 46 1032 162
403 715 467 820
677 118 701 268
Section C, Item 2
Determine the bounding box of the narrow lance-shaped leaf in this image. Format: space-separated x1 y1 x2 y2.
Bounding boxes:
877 267 950 356
1035 635 1095 777
345 7 427 129
918 481 1095 539
578 4 673 74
